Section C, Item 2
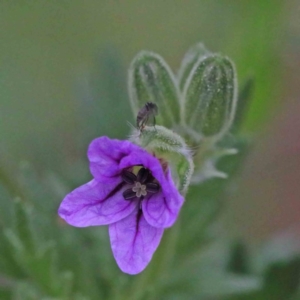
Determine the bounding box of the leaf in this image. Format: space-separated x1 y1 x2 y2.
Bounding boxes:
12 281 41 300
159 268 262 299
13 199 35 254
263 259 300 300
0 288 11 300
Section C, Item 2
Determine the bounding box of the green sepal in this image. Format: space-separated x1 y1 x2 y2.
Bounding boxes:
128 51 181 128
177 43 211 91
182 54 238 139
191 146 238 184
130 125 194 193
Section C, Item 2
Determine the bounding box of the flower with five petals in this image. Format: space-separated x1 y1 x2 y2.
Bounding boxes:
58 136 184 274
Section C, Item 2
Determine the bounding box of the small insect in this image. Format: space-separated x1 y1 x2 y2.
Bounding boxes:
136 102 158 131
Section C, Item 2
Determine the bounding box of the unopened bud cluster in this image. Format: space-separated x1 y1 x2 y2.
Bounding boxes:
128 43 238 189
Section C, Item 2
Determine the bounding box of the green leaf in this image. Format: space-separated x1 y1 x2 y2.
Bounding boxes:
13 199 35 254
177 42 211 90
263 259 300 300
182 54 238 139
12 281 41 300
128 51 181 128
130 125 194 193
0 288 11 300
159 268 262 299
57 271 74 298
0 230 25 277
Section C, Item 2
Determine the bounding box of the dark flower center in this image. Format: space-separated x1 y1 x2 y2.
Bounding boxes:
121 167 160 201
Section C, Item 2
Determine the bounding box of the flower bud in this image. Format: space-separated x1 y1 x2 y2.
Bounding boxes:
130 125 194 193
182 54 237 139
177 42 211 90
128 51 181 128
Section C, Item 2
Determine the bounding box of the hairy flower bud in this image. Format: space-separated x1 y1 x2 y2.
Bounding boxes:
131 125 194 193
128 51 181 128
177 42 211 91
182 54 237 139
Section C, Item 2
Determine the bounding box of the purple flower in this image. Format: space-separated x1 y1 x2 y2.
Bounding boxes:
58 136 184 274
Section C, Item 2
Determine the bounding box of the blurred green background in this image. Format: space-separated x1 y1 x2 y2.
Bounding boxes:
1 0 300 299
0 0 289 160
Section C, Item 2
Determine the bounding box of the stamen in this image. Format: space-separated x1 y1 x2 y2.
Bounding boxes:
146 182 160 193
121 170 137 184
136 167 150 184
123 188 137 200
121 166 160 201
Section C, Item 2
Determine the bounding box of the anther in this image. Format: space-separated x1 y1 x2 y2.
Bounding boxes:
123 188 137 200
136 167 150 184
146 182 160 193
121 170 137 185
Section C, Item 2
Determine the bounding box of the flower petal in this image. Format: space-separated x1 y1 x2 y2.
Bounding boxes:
87 136 144 180
58 179 137 227
142 194 175 228
120 154 184 228
142 169 184 228
88 137 123 179
109 208 164 275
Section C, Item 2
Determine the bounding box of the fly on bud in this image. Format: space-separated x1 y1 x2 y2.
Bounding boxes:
136 102 159 131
